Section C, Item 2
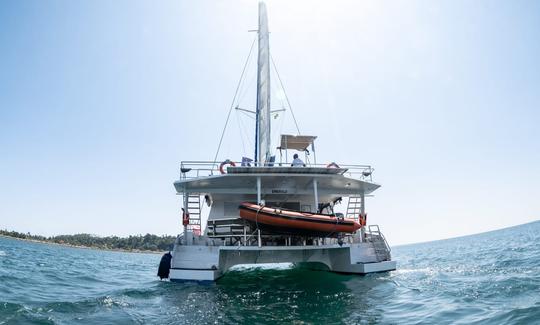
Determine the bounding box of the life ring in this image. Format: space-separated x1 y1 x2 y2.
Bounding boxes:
182 208 190 226
326 162 340 168
359 213 367 227
219 159 236 174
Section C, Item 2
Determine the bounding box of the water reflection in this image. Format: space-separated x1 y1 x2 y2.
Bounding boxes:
162 265 393 324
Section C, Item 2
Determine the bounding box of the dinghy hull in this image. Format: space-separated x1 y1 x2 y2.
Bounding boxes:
239 202 362 237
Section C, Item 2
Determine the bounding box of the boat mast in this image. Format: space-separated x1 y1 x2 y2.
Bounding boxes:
254 1 271 165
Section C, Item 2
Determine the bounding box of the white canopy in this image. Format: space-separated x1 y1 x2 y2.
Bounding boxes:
277 134 317 151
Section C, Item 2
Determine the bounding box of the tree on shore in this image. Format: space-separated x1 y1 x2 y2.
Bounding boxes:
0 229 176 252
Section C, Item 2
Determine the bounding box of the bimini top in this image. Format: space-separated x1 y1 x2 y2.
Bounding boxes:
277 134 317 151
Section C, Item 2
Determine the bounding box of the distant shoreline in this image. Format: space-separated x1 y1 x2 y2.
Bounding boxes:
0 234 166 255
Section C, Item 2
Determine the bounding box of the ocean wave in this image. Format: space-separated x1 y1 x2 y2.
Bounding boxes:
228 262 294 271
0 302 55 324
1 222 539 324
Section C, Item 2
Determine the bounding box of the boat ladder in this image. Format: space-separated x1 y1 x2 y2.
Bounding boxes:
186 193 202 235
346 196 362 221
367 225 391 262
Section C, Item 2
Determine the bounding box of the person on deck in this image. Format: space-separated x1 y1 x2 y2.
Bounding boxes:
291 153 306 167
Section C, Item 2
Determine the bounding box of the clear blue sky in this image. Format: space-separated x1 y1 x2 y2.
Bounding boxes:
1 0 538 245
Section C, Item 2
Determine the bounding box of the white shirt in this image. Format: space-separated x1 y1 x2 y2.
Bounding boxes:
291 158 305 167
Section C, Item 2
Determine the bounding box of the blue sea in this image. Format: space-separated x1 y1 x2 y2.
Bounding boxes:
1 221 539 324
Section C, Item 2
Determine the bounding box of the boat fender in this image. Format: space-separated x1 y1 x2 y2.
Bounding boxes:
182 208 189 226
204 194 212 207
326 162 340 168
359 213 367 227
157 252 172 280
219 159 236 174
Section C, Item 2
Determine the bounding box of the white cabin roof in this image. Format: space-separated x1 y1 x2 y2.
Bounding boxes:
174 168 380 196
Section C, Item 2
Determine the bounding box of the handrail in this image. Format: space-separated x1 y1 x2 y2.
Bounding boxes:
366 224 391 255
179 160 375 182
379 231 391 253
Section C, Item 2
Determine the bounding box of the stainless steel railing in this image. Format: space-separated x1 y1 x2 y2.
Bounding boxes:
366 225 392 261
179 160 375 182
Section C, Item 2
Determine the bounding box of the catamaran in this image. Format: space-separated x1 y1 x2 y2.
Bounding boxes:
158 1 396 282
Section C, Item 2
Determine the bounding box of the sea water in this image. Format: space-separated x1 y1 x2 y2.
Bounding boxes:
1 221 539 324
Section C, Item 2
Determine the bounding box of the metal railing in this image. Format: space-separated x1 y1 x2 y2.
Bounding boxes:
179 160 375 182
365 225 392 261
179 161 220 179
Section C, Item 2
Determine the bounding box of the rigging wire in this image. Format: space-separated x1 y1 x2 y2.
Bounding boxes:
271 108 286 159
235 110 247 156
270 54 301 135
277 109 286 141
236 45 256 107
238 110 254 152
212 37 257 165
237 66 257 105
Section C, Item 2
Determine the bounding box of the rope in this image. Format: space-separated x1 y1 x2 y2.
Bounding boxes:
255 204 265 230
212 38 257 166
252 205 264 249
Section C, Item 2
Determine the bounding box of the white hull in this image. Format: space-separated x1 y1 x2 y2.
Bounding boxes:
169 241 396 282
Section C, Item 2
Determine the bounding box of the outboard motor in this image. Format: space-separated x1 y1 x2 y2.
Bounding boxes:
157 252 172 280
